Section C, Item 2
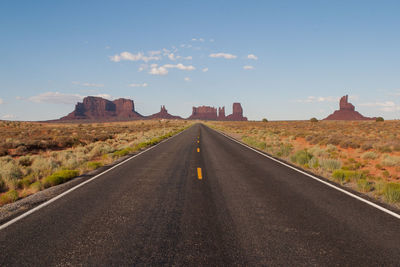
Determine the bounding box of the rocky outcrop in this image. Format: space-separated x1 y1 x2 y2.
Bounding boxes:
188 103 247 121
226 103 247 121
324 95 374 121
188 106 218 120
218 107 226 120
59 97 247 122
148 105 182 120
60 96 143 121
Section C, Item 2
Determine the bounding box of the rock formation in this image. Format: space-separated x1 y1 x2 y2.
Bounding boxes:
60 96 143 121
148 105 182 120
188 103 247 121
58 96 247 122
188 106 218 120
324 95 374 120
218 107 226 120
226 103 247 121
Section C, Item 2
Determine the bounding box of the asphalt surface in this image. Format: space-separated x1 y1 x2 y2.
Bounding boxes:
1 123 400 266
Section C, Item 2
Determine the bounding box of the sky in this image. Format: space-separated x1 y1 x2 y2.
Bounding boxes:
1 0 400 121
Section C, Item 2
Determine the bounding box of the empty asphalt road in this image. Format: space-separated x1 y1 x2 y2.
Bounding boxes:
1 123 400 266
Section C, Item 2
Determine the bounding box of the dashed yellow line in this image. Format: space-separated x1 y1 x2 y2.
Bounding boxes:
197 168 202 180
197 148 200 152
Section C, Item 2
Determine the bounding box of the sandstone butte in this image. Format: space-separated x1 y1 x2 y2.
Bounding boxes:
59 96 247 122
60 96 143 121
188 103 248 121
323 95 374 121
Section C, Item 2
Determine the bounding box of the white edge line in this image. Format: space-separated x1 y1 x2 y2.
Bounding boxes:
214 128 400 220
0 128 189 231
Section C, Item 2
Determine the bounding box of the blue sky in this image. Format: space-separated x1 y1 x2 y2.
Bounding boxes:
1 0 400 121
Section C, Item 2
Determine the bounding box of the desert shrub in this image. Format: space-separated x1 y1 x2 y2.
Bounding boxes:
361 151 378 160
310 117 318 123
332 170 363 184
29 181 42 193
381 155 400 167
0 190 19 205
326 144 337 152
30 156 60 179
87 161 103 170
383 183 400 203
308 157 319 169
262 118 268 122
112 148 132 158
319 158 342 172
357 179 373 192
274 143 293 157
0 178 7 192
361 142 374 151
376 117 384 122
17 176 35 189
18 155 32 167
339 139 360 149
308 146 327 157
42 169 79 188
0 161 23 189
382 170 390 178
242 136 266 150
290 150 313 165
88 143 114 158
378 145 392 153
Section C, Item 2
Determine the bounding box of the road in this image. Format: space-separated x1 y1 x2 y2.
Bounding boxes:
1 123 400 266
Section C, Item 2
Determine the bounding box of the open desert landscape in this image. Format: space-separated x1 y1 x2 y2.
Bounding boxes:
207 120 400 206
0 120 190 205
2 1 400 265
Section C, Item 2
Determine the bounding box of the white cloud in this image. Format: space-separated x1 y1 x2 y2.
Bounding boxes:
183 56 192 60
28 92 84 105
359 101 400 112
72 81 104 87
184 77 191 82
148 63 195 75
247 54 258 60
243 65 254 70
359 101 395 107
105 46 111 49
110 51 161 63
28 92 113 104
2 114 16 120
202 67 209 72
109 55 121 62
209 53 237 59
296 96 339 103
0 98 3 104
149 66 168 75
128 83 148 87
168 53 176 61
191 38 197 41
82 82 104 87
149 50 161 56
163 63 195 71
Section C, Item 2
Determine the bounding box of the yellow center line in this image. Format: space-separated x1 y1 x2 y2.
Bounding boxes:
197 168 203 180
197 148 200 152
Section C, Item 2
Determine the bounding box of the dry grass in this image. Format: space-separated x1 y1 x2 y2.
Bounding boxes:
206 120 400 206
0 120 191 206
